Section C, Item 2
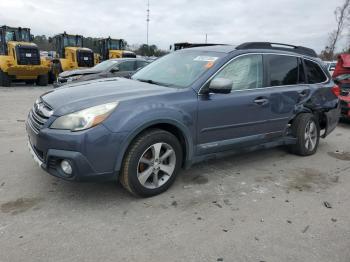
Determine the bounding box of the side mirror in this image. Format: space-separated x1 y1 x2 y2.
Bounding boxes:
110 67 120 73
30 34 34 41
208 78 233 94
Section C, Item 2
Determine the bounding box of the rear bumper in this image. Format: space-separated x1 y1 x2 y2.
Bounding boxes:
322 103 341 138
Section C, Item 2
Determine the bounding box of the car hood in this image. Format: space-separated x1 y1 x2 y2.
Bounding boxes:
41 78 177 116
59 68 101 78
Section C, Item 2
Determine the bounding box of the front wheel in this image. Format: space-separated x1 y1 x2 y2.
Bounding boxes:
289 113 320 156
120 129 183 197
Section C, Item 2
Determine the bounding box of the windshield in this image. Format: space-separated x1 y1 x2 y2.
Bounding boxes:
109 39 122 50
132 50 224 88
92 60 119 71
63 36 82 47
5 31 15 42
20 31 30 42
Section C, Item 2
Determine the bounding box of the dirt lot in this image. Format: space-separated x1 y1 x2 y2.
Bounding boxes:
0 85 350 262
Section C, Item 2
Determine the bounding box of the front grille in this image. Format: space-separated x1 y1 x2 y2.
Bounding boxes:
27 101 52 134
48 157 58 170
77 50 94 67
16 46 40 65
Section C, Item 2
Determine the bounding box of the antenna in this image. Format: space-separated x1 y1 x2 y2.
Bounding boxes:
146 0 150 46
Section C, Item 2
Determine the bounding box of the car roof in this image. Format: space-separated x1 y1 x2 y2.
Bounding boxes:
179 43 318 59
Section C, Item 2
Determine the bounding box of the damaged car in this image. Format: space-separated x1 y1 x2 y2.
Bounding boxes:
26 42 340 197
333 53 350 120
54 58 149 87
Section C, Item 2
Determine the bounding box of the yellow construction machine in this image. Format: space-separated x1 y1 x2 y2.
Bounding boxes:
49 32 95 77
0 25 50 86
96 37 136 61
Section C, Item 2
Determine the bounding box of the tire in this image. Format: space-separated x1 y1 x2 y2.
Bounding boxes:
0 69 11 87
120 129 183 197
289 113 320 156
48 71 56 84
36 74 48 86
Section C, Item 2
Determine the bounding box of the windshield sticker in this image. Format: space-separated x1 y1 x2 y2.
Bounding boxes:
204 61 215 69
194 56 218 62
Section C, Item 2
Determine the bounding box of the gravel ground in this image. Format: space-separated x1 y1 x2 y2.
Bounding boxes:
0 85 350 262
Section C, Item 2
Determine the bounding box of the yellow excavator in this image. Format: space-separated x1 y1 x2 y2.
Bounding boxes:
95 37 136 61
49 32 95 78
0 25 50 86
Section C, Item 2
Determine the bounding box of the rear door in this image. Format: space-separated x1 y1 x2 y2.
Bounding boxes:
262 54 312 131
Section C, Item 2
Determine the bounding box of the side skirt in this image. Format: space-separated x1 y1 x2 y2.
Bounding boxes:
184 137 296 168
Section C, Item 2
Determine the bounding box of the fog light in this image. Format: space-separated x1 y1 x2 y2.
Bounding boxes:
60 160 72 175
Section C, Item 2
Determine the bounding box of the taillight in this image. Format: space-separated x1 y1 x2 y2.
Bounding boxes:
332 85 341 97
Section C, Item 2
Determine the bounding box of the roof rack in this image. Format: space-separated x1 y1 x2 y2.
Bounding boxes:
236 42 318 57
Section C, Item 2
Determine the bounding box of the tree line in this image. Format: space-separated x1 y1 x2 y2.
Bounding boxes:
320 0 350 60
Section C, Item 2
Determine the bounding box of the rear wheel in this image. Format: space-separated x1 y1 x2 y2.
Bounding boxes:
0 69 11 87
36 74 48 86
120 129 183 197
289 113 320 156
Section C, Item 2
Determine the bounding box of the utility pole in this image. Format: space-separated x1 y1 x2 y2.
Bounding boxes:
205 34 207 44
146 0 150 47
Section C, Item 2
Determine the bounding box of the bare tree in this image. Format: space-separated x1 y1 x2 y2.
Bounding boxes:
321 0 350 59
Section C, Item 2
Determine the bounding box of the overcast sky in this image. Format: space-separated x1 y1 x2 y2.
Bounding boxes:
1 0 348 52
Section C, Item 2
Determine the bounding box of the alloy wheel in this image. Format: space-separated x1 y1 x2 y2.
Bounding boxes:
304 120 317 151
137 142 176 189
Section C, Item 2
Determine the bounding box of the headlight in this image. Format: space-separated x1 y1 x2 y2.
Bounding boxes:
50 102 118 131
67 75 83 82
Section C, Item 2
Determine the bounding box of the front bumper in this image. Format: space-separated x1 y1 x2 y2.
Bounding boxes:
7 65 49 79
26 120 128 182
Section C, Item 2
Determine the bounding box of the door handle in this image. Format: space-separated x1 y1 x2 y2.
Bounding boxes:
254 97 269 105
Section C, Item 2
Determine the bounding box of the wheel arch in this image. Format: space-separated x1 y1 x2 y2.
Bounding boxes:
114 119 194 174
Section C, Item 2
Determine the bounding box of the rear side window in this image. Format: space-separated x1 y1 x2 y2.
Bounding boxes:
267 55 298 86
304 59 327 84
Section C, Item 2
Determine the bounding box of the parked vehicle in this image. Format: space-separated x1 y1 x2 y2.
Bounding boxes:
54 58 149 87
95 37 136 61
333 54 350 119
48 32 95 82
325 61 337 76
0 25 50 86
26 42 340 197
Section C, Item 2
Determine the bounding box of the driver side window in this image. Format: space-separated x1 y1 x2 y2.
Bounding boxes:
213 54 263 91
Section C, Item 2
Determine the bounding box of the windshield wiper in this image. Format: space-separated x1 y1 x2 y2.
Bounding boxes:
136 78 172 87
